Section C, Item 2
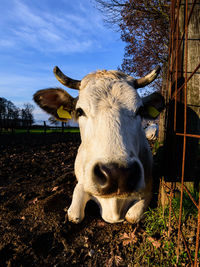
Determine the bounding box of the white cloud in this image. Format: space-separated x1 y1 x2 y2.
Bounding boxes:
0 70 79 101
1 0 111 54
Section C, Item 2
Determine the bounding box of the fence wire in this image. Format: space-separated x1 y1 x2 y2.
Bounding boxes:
161 0 200 266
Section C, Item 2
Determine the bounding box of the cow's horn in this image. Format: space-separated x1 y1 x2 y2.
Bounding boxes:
135 66 161 89
53 66 81 90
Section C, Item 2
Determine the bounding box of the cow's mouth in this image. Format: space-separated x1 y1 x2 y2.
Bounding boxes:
92 195 138 223
94 190 138 199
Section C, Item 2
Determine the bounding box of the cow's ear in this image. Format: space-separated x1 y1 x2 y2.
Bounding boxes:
33 88 76 121
138 92 165 119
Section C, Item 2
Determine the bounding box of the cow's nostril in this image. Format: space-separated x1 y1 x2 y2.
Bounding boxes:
93 161 143 195
126 161 142 191
93 163 109 187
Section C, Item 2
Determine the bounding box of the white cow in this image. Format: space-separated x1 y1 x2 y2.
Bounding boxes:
34 66 164 224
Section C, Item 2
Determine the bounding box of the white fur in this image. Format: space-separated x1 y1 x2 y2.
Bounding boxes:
145 124 158 141
67 73 153 223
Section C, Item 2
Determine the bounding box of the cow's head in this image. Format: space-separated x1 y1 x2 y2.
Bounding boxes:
34 66 164 223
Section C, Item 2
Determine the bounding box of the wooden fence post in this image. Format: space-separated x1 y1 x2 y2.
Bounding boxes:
44 121 46 134
62 122 64 133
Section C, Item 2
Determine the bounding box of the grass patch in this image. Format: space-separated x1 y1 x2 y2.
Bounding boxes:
144 206 168 237
171 188 199 222
1 128 80 134
126 201 198 266
124 187 199 266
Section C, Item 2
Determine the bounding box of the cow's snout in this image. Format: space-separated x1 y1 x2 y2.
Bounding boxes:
92 161 143 195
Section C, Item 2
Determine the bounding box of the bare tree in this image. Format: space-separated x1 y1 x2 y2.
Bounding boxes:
21 103 34 127
95 0 126 25
95 0 170 82
0 98 35 131
0 97 21 130
0 98 7 120
48 116 60 126
0 97 20 120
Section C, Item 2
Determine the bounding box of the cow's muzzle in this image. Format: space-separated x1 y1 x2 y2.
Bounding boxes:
92 160 143 196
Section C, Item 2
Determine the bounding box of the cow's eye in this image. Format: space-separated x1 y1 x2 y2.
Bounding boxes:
136 106 143 117
75 107 85 118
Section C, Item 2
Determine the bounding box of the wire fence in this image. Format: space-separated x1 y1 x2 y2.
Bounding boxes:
0 119 78 134
160 0 200 265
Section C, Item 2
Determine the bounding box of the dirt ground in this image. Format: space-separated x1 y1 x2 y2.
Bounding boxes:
0 133 197 266
0 133 139 267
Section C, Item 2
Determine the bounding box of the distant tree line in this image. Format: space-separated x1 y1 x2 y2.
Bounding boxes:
0 97 34 131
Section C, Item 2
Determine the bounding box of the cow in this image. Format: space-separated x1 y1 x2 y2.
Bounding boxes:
33 66 164 224
144 123 158 141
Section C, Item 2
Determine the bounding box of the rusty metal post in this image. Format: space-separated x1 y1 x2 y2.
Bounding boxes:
194 188 200 266
161 0 200 265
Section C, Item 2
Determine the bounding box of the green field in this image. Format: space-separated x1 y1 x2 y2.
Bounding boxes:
0 128 80 134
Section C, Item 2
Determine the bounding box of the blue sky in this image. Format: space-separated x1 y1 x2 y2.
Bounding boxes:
0 0 125 122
